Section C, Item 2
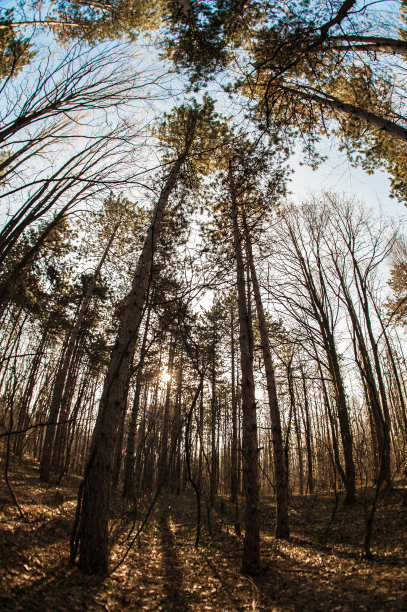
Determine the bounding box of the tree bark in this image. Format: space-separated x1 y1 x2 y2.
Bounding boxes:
282 86 407 144
76 158 184 575
210 343 217 507
230 163 261 576
230 302 240 534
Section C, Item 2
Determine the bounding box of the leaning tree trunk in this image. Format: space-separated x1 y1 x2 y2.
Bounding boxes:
14 323 50 456
244 225 289 538
230 165 261 576
76 157 184 575
369 297 407 440
325 344 356 504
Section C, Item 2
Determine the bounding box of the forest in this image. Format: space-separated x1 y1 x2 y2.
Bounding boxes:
0 1 406 610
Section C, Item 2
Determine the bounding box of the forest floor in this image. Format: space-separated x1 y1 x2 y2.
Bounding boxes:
0 456 406 611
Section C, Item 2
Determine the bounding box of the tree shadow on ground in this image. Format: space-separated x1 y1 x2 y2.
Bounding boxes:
159 509 192 611
0 559 104 612
199 498 407 612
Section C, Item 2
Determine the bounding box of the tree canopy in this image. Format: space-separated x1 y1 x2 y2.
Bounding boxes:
0 1 407 608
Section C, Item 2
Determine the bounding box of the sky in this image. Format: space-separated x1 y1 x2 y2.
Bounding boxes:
2 1 407 243
290 146 407 229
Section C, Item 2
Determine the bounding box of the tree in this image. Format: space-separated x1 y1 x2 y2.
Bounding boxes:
164 1 407 201
0 2 164 43
0 121 144 304
73 98 226 575
271 201 357 503
54 0 162 42
39 204 122 482
229 159 261 575
0 8 34 79
386 238 407 325
244 225 291 532
206 132 288 573
323 194 395 489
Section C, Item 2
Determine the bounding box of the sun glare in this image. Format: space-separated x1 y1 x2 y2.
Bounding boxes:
161 369 171 383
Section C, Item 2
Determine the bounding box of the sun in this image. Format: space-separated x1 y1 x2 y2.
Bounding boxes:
161 369 171 383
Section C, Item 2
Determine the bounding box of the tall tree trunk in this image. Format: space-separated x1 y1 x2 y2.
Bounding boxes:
287 224 356 504
14 323 50 456
134 383 150 492
111 378 129 492
170 350 184 491
76 158 184 575
52 334 84 474
230 164 261 576
325 342 356 504
372 303 407 438
352 262 392 489
197 376 204 494
210 344 217 507
292 376 304 496
244 226 289 538
318 364 346 488
60 370 89 481
230 302 240 533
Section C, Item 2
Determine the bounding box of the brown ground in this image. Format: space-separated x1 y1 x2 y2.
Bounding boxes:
0 456 406 611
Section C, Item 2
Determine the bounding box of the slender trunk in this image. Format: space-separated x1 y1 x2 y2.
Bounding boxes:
230 165 261 576
52 334 84 474
59 372 89 481
230 304 239 521
134 384 150 491
353 267 392 488
14 324 50 456
372 304 407 436
171 351 184 491
197 377 204 494
291 372 304 495
287 225 356 503
301 368 314 495
122 310 150 498
318 366 346 488
210 346 217 507
325 343 356 503
40 223 119 482
244 227 289 538
337 269 391 487
111 378 129 491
